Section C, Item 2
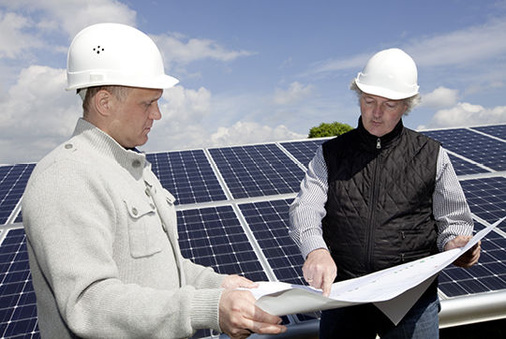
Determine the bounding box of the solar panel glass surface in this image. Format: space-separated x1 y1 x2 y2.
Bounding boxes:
280 139 328 168
177 205 268 282
422 129 506 171
239 199 305 285
209 144 305 199
460 177 506 227
439 221 506 297
0 164 34 225
146 150 227 205
472 124 506 140
0 228 39 339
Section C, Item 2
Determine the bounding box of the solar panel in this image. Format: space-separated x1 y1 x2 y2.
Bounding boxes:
471 124 506 140
280 139 328 168
177 205 268 282
439 221 506 297
209 144 305 199
2 123 506 338
239 199 305 285
0 228 39 339
448 154 491 176
0 164 34 225
146 150 227 205
460 177 506 227
422 128 506 171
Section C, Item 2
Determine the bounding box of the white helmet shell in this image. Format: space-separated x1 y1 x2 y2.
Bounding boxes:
66 23 179 91
355 48 419 100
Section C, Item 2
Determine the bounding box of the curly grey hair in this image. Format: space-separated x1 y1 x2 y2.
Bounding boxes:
349 80 421 114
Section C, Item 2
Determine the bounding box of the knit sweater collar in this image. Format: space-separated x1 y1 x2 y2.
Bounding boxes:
72 118 148 178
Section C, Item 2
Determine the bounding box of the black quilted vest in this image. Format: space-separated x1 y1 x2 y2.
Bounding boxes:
322 118 440 282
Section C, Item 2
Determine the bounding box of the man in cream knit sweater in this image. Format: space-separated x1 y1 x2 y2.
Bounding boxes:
22 23 286 339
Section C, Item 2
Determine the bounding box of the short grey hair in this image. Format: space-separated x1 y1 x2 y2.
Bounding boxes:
79 86 132 115
350 80 420 114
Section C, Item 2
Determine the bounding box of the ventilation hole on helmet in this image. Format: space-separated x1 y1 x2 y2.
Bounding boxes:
93 46 105 54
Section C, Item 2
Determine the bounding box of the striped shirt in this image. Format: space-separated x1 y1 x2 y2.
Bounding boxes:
289 145 474 259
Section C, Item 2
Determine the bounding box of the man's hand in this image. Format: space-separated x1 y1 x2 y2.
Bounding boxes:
445 235 481 268
221 274 258 290
219 289 287 339
302 248 337 297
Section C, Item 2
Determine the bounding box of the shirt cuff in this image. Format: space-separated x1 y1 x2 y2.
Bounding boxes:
300 235 329 259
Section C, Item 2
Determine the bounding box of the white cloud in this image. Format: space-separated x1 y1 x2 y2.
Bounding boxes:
407 18 506 67
0 65 81 164
142 86 212 152
0 11 42 59
210 121 306 147
423 102 506 129
420 87 459 108
153 32 254 69
273 82 314 105
0 0 136 38
308 17 506 79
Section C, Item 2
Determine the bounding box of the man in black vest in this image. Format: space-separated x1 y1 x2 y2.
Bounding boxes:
289 48 480 339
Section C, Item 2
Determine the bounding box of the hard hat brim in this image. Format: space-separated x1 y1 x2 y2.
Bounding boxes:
66 72 179 91
355 79 419 100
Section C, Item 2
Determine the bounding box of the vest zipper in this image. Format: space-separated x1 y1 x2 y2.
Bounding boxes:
365 153 382 272
376 138 381 149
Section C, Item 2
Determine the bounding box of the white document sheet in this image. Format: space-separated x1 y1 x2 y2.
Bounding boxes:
248 216 505 324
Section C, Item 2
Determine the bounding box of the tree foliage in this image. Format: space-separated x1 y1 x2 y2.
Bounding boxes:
308 122 353 138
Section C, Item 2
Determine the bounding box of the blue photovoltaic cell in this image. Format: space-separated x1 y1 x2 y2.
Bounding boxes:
239 199 305 285
0 164 34 225
448 154 490 176
177 206 270 339
439 221 506 297
460 177 506 227
280 139 328 168
0 228 39 339
209 144 305 199
146 150 227 205
472 124 506 140
177 206 268 282
422 128 506 171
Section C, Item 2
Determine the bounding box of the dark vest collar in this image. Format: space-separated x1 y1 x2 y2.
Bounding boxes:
356 117 404 151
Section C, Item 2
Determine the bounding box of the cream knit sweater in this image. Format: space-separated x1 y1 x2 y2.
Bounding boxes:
23 119 225 338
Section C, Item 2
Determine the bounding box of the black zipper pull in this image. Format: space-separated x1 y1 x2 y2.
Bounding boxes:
376 138 381 149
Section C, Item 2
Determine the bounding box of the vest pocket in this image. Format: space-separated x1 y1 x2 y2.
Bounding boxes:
124 198 162 258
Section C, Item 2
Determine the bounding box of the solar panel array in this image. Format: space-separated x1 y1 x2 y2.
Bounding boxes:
1 124 506 338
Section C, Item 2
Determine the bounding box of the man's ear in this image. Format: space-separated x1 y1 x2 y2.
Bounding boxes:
93 89 113 117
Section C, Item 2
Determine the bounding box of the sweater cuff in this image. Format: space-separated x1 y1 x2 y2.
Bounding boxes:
190 288 223 333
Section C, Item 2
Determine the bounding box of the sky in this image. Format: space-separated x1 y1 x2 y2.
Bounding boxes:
1 0 506 165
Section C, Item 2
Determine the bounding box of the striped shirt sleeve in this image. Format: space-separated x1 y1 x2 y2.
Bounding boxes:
288 145 474 258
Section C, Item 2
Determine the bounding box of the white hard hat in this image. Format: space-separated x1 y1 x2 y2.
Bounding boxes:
355 48 419 100
66 23 179 91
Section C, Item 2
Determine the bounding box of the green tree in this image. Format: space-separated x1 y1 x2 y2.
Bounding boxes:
308 122 353 138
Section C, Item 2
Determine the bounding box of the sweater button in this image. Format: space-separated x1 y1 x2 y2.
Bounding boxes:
131 207 138 216
132 160 141 168
64 144 73 149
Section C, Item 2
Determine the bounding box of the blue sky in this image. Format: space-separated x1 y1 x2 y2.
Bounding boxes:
1 0 506 165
